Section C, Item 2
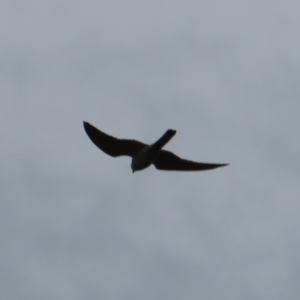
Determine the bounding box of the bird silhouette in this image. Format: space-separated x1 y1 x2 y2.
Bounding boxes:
83 121 229 173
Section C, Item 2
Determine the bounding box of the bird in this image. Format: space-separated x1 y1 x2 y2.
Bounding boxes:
83 121 229 173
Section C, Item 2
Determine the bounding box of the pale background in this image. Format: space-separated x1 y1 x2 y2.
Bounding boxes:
1 1 300 299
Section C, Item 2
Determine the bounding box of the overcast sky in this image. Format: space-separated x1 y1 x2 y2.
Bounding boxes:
1 1 300 299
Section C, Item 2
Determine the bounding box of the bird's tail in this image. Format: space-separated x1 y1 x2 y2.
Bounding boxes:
153 129 176 150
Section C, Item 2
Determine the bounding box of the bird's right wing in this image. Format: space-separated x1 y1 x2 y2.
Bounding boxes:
153 150 229 171
83 122 146 157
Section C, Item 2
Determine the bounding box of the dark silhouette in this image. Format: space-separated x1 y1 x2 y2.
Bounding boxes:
83 121 229 173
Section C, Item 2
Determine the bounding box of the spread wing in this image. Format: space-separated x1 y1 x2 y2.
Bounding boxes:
153 150 229 171
83 121 146 157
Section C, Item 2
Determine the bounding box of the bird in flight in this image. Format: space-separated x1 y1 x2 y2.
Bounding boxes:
83 121 229 173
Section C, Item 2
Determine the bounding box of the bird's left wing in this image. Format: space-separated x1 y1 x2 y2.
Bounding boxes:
83 122 146 157
153 150 229 171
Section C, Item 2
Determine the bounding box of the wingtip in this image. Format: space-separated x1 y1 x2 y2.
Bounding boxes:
221 163 229 167
83 121 90 128
83 121 92 133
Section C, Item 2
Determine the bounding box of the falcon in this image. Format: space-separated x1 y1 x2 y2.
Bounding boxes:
83 121 229 173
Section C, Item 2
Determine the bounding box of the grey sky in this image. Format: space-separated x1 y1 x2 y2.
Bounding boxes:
1 1 300 299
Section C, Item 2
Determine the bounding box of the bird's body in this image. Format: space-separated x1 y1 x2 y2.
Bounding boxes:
83 121 229 173
131 129 176 172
